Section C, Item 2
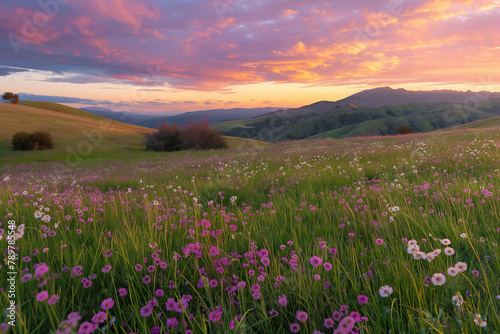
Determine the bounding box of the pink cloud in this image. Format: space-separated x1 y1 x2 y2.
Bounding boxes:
0 0 499 91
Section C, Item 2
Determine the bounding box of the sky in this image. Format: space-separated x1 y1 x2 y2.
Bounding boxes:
0 0 499 114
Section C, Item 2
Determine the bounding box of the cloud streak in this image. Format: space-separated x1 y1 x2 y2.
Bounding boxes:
0 0 499 91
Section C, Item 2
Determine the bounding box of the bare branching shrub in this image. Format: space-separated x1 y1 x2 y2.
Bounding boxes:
180 120 228 150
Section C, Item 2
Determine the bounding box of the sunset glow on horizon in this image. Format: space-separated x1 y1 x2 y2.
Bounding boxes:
1 0 499 113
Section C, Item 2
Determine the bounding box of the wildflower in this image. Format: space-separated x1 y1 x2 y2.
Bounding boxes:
101 298 114 310
118 288 127 297
407 245 419 254
338 316 355 332
21 273 32 283
36 291 49 302
471 270 480 276
324 318 335 328
455 262 467 272
296 310 308 322
140 306 152 317
447 267 458 276
460 233 467 238
474 315 487 328
444 247 455 256
441 239 451 245
47 295 60 305
323 262 332 271
209 310 222 322
378 285 393 297
431 273 446 286
34 263 49 279
81 278 92 288
92 311 107 323
209 246 219 257
310 256 322 267
278 294 288 307
357 295 369 304
77 321 97 334
452 294 464 307
166 318 179 327
269 309 278 317
314 274 321 280
375 238 384 245
72 265 83 277
290 323 300 333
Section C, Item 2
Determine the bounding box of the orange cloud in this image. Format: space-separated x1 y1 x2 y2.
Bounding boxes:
81 0 158 33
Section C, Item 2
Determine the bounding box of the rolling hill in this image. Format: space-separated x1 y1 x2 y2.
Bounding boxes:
336 86 500 107
81 106 280 128
213 98 500 142
0 102 268 166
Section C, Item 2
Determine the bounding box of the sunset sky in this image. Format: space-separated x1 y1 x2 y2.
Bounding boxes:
1 0 499 114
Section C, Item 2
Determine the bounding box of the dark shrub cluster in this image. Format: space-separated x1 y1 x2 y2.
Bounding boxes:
394 124 414 135
144 123 182 152
12 131 53 151
144 121 227 152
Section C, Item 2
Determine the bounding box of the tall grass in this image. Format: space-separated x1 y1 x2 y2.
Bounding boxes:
0 129 499 333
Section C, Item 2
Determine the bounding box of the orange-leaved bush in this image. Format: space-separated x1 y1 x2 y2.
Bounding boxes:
180 120 227 151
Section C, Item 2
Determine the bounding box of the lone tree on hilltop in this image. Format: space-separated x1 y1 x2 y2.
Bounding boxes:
394 124 414 135
2 92 19 104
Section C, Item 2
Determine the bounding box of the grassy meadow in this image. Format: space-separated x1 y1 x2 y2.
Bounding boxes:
1 104 500 333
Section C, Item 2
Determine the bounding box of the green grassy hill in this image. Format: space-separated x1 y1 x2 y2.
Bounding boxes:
213 99 500 141
438 116 500 130
17 101 107 119
0 102 267 166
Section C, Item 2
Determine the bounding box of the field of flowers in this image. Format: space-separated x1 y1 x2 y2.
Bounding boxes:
1 129 500 333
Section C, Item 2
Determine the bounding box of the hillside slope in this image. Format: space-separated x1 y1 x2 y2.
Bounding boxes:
0 102 267 165
213 99 500 142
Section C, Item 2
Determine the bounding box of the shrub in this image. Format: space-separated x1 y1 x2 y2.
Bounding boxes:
180 120 228 150
144 120 228 152
394 125 414 135
144 122 182 152
30 131 53 150
12 132 34 151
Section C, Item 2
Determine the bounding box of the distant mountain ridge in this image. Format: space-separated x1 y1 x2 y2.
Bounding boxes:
80 107 280 128
336 87 500 107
